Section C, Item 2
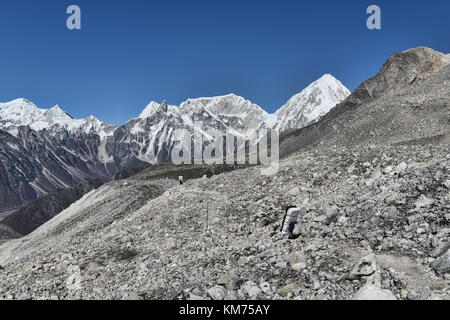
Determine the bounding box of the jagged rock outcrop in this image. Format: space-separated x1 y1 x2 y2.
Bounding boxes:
350 46 450 104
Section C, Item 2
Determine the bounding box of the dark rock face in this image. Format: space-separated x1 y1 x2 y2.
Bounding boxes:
0 127 114 212
0 223 21 240
1 179 102 236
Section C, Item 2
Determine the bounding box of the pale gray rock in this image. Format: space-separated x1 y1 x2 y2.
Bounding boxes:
207 286 227 300
415 195 434 208
431 250 450 274
348 253 377 280
351 284 397 300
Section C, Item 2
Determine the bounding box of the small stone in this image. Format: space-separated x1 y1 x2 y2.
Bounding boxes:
400 289 408 299
351 284 397 300
207 286 227 300
395 162 408 175
259 282 271 295
292 262 307 272
431 250 450 274
224 291 239 300
383 166 393 174
187 293 206 300
217 273 229 285
348 253 377 280
288 186 300 196
66 265 82 291
247 286 262 299
124 293 143 300
313 282 321 290
237 256 248 266
432 282 447 290
431 242 450 258
360 240 370 247
415 195 434 208
325 205 339 218
286 251 306 265
280 282 300 297
241 281 262 299
370 168 382 180
443 180 450 189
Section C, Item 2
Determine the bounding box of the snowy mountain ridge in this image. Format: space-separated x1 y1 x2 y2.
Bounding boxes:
0 98 115 138
135 75 350 134
1 74 350 138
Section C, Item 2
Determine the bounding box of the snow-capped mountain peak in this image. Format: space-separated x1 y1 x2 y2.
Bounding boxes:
138 100 178 119
181 93 268 117
46 105 73 119
0 98 44 128
272 74 350 132
138 101 162 119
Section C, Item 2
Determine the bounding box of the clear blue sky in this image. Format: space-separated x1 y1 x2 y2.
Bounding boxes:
0 0 449 125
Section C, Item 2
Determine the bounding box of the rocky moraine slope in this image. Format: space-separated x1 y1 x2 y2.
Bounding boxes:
0 47 448 300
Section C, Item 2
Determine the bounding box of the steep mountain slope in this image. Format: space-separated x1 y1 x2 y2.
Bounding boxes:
0 224 21 241
280 47 450 157
1 179 102 236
